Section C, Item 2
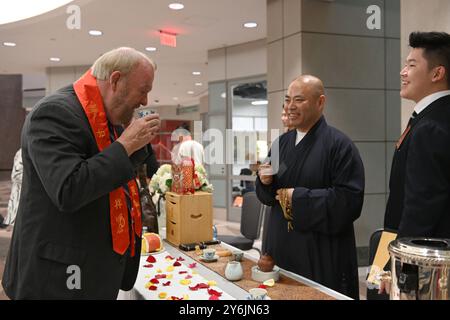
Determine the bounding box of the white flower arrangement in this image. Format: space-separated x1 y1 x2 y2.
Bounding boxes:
149 163 213 196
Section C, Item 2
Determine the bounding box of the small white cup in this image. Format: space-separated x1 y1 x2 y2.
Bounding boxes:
249 288 267 300
203 248 216 260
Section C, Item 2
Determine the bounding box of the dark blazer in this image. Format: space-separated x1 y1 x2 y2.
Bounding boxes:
384 94 450 238
2 85 153 299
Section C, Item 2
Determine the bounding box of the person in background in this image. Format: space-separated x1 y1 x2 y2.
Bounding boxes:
171 123 205 165
2 47 160 299
3 149 23 227
281 104 294 132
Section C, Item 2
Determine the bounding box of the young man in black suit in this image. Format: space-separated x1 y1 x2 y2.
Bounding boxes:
384 31 450 239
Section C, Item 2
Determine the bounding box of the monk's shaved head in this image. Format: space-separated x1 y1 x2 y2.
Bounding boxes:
285 74 326 132
294 75 324 98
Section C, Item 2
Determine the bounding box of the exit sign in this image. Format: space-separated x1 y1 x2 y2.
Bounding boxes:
160 31 177 47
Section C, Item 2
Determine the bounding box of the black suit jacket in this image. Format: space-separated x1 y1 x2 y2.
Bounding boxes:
384 94 450 238
2 85 153 299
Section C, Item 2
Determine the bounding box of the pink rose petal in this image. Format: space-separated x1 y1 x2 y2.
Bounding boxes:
188 263 197 268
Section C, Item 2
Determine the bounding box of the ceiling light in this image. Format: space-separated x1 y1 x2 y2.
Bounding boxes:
243 22 258 28
145 47 157 52
3 42 16 47
221 92 226 99
252 100 268 106
168 3 184 10
187 91 194 95
88 30 103 36
195 82 203 86
192 71 201 75
49 57 61 62
173 97 179 101
0 0 73 25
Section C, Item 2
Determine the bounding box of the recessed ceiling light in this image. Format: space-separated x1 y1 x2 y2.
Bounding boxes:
251 100 268 106
192 71 201 75
195 82 203 86
243 22 258 28
145 47 157 52
3 42 16 47
169 3 184 10
173 97 179 101
50 57 61 62
187 91 194 95
89 30 103 36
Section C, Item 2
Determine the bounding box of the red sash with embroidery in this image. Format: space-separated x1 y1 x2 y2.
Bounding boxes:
73 70 142 256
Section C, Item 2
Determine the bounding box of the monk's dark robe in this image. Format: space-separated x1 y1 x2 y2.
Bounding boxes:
256 116 364 299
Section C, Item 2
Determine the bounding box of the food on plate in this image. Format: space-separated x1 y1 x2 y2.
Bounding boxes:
141 232 163 254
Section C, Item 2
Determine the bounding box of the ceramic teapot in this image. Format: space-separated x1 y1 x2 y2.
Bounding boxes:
257 253 275 272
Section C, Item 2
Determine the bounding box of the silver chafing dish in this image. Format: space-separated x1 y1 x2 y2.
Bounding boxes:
382 238 450 300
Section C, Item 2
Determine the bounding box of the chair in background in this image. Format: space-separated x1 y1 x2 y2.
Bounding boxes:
218 191 264 253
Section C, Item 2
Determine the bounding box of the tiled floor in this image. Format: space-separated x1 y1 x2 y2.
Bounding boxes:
0 176 368 300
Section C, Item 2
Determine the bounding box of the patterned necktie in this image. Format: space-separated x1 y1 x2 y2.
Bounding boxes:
396 111 418 149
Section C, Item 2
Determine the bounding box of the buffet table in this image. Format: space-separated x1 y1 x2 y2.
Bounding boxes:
132 240 351 300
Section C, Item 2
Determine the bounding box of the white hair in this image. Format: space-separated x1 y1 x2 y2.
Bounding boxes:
92 47 156 80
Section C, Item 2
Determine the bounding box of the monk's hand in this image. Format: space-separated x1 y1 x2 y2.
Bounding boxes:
258 163 274 185
275 188 294 204
276 188 294 231
117 113 160 156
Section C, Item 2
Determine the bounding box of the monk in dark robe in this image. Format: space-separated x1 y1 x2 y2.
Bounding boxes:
256 75 365 299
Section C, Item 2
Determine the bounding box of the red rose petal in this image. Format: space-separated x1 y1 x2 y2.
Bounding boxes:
148 285 158 291
173 261 182 267
207 288 222 297
150 278 159 284
143 264 153 268
171 296 183 300
209 295 219 300
165 255 175 260
146 255 156 263
197 283 210 289
258 284 267 289
185 275 193 279
179 271 188 274
162 281 171 287
176 257 185 262
189 285 199 291
155 274 167 279
188 263 197 268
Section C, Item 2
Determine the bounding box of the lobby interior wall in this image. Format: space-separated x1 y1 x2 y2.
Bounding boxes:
0 75 25 170
400 0 450 130
267 0 401 265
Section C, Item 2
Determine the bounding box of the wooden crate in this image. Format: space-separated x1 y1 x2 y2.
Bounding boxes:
165 191 213 246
